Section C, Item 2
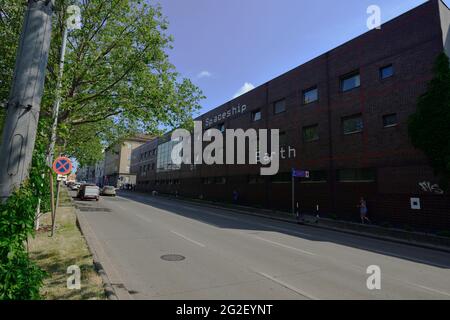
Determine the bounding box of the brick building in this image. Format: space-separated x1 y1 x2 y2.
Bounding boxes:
131 0 450 232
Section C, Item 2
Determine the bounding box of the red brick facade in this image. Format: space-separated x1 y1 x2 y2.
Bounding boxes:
132 0 450 232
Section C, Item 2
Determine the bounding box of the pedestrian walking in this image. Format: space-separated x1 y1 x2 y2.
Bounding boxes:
232 190 239 205
357 197 371 224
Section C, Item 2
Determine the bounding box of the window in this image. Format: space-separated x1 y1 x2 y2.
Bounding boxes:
341 72 360 92
274 99 286 114
248 175 265 184
380 65 394 79
383 113 398 127
271 172 291 184
279 131 287 147
202 177 213 185
303 87 318 104
303 125 319 142
215 177 227 184
218 123 225 133
337 168 376 182
157 140 181 172
342 114 363 135
252 110 262 122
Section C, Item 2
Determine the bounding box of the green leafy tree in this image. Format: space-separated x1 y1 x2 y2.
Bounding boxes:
409 53 450 190
1 0 204 163
43 0 204 164
0 0 204 299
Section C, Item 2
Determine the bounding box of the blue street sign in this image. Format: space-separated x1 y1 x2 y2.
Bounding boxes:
292 169 310 178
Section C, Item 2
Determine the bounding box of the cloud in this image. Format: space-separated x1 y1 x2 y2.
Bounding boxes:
233 82 255 98
197 71 212 79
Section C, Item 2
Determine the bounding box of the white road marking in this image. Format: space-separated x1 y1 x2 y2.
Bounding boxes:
255 271 318 300
135 214 152 223
406 282 450 297
253 236 316 256
171 231 206 248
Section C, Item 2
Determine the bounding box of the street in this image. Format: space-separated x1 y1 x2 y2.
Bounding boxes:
73 191 450 300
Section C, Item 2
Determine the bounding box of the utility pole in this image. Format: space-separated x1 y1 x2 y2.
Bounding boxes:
0 0 54 202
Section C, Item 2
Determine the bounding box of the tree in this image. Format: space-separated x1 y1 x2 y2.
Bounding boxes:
1 0 204 164
409 53 450 190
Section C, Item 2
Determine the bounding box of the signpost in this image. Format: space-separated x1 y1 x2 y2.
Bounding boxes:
291 169 310 218
51 156 73 236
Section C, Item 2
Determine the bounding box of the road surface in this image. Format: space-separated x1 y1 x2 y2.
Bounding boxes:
73 190 450 300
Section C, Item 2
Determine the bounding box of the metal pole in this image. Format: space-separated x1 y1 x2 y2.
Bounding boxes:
292 174 295 216
49 171 55 229
0 0 54 202
47 26 68 166
51 179 61 237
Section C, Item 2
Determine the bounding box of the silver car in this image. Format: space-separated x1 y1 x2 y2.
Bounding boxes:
101 186 117 197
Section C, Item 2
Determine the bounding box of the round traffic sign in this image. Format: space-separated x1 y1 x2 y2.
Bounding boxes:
52 157 73 175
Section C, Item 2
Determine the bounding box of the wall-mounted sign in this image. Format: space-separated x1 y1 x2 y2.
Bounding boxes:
204 104 247 128
410 197 421 210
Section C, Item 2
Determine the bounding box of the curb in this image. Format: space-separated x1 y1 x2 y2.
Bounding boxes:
75 212 119 300
130 192 450 254
67 190 119 300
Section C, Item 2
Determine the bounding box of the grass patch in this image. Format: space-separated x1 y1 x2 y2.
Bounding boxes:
28 189 106 300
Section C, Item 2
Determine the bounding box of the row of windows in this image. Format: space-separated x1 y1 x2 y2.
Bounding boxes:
231 65 394 125
138 168 376 186
139 163 155 175
270 112 398 146
140 149 157 161
219 112 397 143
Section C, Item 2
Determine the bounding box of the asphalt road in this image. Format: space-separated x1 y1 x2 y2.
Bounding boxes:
73 190 450 300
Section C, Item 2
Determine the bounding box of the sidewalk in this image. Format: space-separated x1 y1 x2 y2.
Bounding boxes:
28 189 106 300
123 190 450 253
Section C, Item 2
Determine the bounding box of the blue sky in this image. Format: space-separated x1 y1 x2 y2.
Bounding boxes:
155 0 448 116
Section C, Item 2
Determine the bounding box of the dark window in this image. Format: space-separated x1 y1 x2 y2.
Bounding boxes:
303 87 318 104
303 125 319 142
248 175 265 184
279 131 287 147
202 177 213 185
337 168 376 182
341 72 360 92
151 163 155 170
383 113 398 127
215 177 227 184
271 172 291 184
342 115 363 135
274 99 286 114
380 65 394 79
252 110 262 122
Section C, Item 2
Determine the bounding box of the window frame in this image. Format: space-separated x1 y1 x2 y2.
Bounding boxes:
302 124 320 142
273 99 286 115
342 114 364 135
383 113 398 128
251 109 262 122
302 86 319 105
340 71 361 92
380 64 394 80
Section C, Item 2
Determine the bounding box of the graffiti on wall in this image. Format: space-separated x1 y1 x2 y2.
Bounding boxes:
418 181 444 195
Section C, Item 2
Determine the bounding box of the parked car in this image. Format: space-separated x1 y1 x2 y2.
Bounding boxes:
71 182 81 191
101 186 117 197
77 184 100 201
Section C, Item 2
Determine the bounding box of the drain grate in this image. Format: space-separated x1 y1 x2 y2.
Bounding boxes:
161 254 185 262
